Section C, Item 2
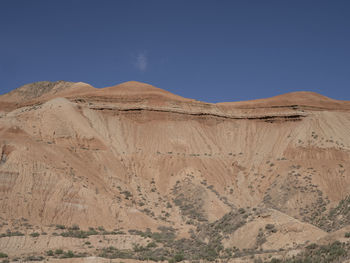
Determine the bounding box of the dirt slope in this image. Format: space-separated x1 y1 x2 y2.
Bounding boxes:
0 81 349 262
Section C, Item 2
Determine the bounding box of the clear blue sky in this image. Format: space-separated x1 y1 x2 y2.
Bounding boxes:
0 0 349 102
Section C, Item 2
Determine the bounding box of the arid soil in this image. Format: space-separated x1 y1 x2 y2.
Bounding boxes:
0 81 349 262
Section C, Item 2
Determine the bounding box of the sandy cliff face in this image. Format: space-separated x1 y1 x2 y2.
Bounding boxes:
0 81 349 261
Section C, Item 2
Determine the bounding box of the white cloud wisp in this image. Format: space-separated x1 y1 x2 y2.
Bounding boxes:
134 52 147 72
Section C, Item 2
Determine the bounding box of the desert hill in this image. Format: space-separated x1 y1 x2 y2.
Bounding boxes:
219 91 350 109
0 81 349 262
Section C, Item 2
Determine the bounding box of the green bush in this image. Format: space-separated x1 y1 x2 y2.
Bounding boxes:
0 253 8 258
0 231 24 237
265 224 275 230
61 250 75 258
69 224 80 230
174 253 184 262
24 255 44 261
98 246 133 259
306 243 317 249
54 249 63 255
60 228 99 238
133 244 147 252
98 226 105 231
147 242 157 248
238 208 246 214
30 232 40 237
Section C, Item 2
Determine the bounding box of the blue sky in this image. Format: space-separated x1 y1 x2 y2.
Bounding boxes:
0 0 349 102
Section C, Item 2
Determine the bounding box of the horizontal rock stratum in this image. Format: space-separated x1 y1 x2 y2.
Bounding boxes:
0 81 349 262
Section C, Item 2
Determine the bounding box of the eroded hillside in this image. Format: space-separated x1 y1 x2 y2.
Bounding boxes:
0 81 349 262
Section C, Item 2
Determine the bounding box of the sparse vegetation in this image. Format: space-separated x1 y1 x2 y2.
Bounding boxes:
30 232 40 237
0 231 24 237
265 224 277 233
45 249 87 259
54 249 63 255
256 228 267 247
172 180 207 222
121 190 133 200
60 227 100 238
61 230 89 238
266 241 349 263
70 224 80 230
24 255 45 261
98 246 133 259
309 195 350 231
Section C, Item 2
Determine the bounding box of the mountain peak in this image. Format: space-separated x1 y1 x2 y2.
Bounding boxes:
0 80 95 104
105 80 160 91
273 91 335 102
9 80 74 100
